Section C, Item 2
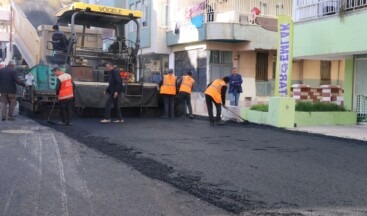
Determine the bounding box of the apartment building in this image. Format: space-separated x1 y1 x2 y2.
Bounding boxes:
0 0 10 61
293 0 367 118
165 0 292 103
127 0 170 84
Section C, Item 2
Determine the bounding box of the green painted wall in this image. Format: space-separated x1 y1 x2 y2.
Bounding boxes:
344 59 354 111
294 11 367 58
244 97 295 128
295 112 357 126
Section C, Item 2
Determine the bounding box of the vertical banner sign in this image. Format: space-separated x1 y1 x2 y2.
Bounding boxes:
275 15 294 97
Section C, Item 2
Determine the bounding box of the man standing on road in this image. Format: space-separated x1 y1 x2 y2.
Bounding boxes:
229 67 243 106
204 76 230 125
52 67 74 126
100 62 124 124
178 71 195 119
159 69 177 118
0 60 26 121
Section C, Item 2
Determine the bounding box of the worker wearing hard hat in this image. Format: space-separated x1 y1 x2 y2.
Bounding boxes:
204 76 230 125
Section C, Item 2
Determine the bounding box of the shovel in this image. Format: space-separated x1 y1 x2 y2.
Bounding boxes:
223 106 249 124
46 99 58 125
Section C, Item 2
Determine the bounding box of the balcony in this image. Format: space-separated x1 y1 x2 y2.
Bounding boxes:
167 0 290 46
0 31 10 42
0 8 10 21
294 0 367 22
173 0 291 24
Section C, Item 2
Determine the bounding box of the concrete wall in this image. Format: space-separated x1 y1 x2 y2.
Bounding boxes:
239 51 256 100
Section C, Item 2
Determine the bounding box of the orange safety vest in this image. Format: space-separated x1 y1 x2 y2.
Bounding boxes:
57 72 74 100
204 79 227 104
179 75 195 94
160 74 176 95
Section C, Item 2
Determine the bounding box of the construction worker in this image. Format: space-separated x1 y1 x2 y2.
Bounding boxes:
52 25 69 52
178 71 195 119
0 60 27 121
204 76 230 125
52 67 74 126
100 62 124 124
159 69 176 118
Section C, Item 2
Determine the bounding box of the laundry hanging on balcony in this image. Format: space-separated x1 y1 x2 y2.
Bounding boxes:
176 2 204 30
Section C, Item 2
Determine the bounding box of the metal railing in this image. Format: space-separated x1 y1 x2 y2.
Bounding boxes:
356 94 367 119
294 0 367 21
172 0 292 26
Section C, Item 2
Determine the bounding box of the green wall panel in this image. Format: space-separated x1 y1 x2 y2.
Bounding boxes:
294 12 367 58
344 58 354 111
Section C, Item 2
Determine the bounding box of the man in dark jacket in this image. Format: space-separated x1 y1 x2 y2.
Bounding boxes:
0 60 26 121
52 25 69 52
229 67 243 106
100 62 123 123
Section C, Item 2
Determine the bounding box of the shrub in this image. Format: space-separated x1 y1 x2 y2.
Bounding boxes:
250 102 346 112
295 101 346 112
250 104 269 112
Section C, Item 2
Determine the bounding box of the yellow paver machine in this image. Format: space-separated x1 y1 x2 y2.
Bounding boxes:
20 2 158 116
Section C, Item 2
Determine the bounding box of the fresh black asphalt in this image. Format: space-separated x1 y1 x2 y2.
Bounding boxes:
42 116 367 215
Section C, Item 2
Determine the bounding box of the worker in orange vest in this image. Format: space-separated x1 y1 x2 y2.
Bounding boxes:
178 71 195 119
52 67 74 126
159 69 177 118
204 76 230 125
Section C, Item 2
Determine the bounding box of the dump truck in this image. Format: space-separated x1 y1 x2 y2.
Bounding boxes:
14 1 159 116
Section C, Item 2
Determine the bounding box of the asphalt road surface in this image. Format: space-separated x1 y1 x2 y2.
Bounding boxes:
1 114 367 215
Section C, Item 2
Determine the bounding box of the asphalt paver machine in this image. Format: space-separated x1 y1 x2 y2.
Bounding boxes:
19 2 159 116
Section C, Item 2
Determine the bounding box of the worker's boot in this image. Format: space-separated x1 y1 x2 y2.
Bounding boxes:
215 119 225 125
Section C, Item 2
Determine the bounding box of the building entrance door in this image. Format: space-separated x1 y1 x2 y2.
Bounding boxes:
354 56 367 120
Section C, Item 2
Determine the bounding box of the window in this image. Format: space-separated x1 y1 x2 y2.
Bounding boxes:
256 53 269 81
276 4 283 16
142 0 148 27
210 51 232 64
320 61 331 85
260 2 268 16
161 3 169 28
136 1 142 11
129 4 136 32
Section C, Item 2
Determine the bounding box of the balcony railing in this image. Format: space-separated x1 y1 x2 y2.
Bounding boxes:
207 0 292 23
171 0 292 27
294 0 367 21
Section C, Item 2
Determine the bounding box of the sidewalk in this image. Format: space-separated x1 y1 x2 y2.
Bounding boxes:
289 124 367 141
